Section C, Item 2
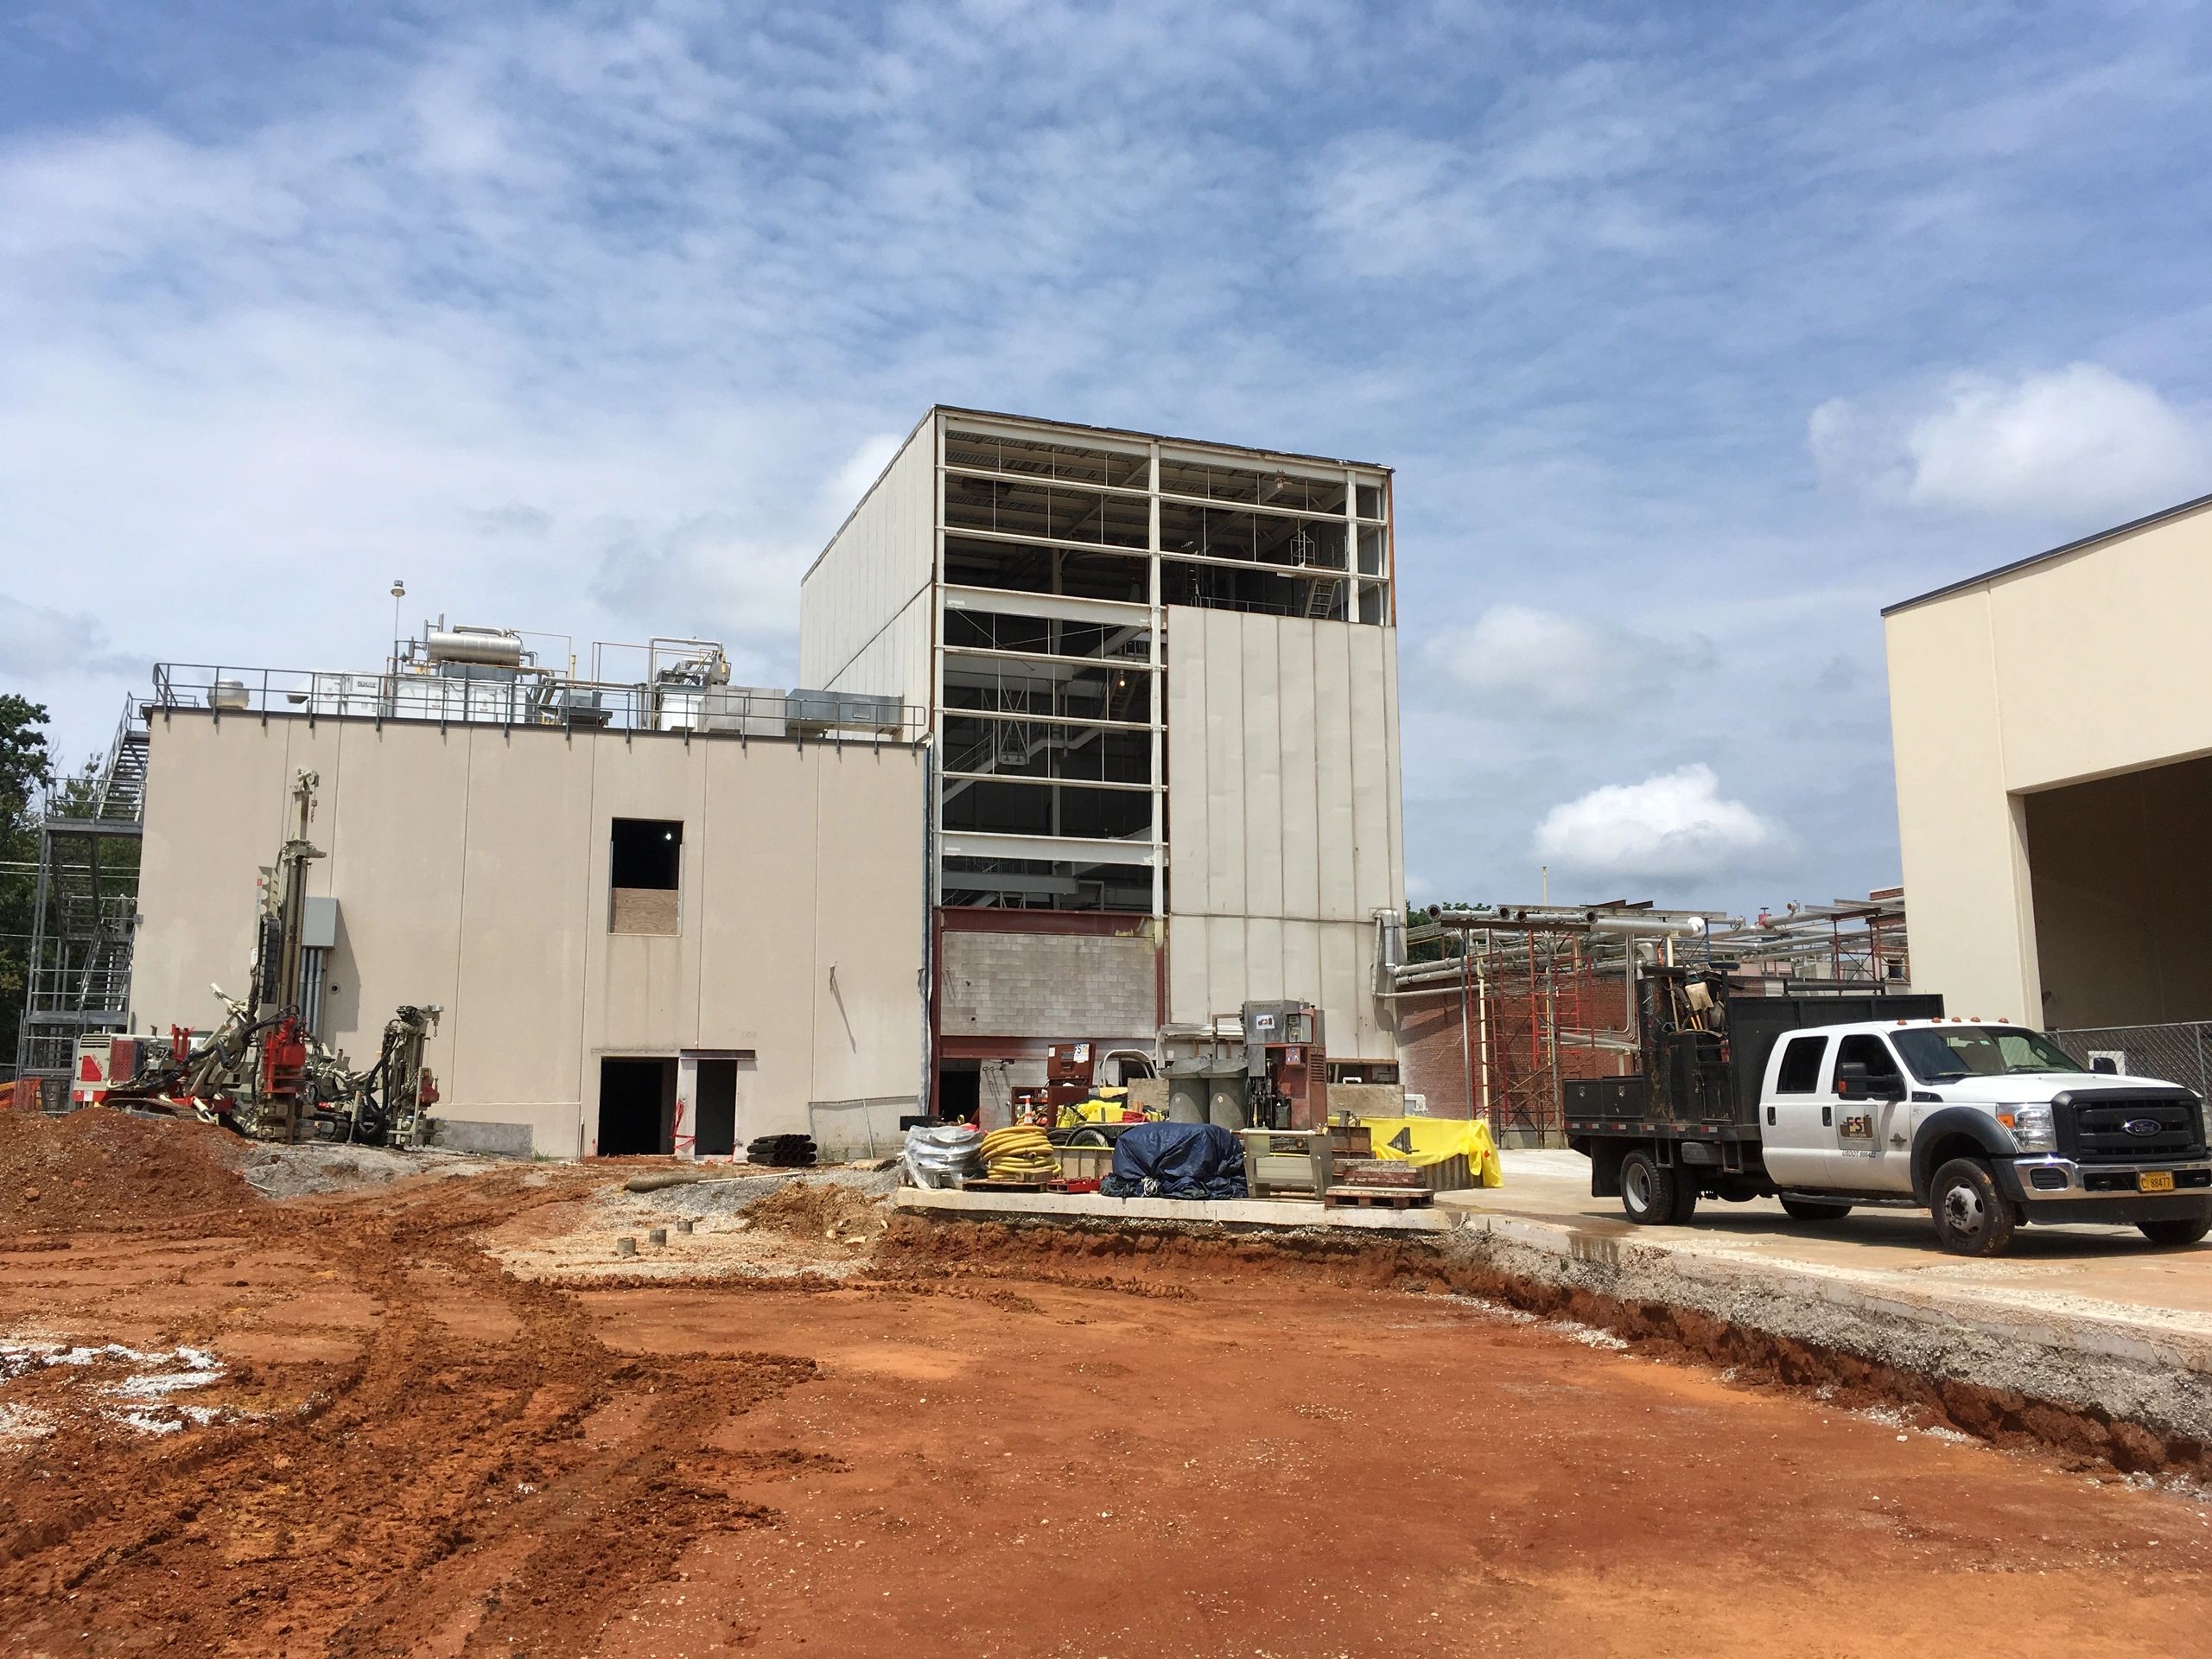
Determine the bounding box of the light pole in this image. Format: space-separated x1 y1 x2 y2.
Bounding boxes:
390 581 406 666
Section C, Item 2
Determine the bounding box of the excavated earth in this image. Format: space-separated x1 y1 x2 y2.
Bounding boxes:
2 1108 2209 1657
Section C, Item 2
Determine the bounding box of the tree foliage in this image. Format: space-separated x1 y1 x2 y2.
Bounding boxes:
1 696 55 1069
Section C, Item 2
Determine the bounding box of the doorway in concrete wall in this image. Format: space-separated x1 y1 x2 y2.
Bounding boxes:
936 1060 981 1122
695 1058 738 1158
597 1057 675 1156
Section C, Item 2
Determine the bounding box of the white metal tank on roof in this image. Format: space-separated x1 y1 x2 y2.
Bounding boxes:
425 627 525 667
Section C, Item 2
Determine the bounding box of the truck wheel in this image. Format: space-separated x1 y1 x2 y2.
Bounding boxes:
1780 1198 1853 1223
2138 1216 2212 1248
1929 1158 2015 1256
1619 1150 1677 1225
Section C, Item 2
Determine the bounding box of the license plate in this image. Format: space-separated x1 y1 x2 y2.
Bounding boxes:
2139 1171 2176 1194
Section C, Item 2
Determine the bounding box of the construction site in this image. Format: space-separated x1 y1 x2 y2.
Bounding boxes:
4 409 2211 1657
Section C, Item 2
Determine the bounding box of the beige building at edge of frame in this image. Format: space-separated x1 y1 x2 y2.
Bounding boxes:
801 406 1406 1120
1884 490 2212 1033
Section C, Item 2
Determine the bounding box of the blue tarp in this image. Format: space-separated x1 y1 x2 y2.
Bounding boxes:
1099 1122 1248 1200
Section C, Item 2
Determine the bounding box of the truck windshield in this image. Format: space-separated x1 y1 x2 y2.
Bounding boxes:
1891 1026 2081 1083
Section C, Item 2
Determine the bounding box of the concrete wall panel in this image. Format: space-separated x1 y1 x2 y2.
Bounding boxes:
798 415 937 706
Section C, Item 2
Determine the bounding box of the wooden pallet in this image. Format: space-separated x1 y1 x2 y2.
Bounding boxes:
1321 1187 1433 1211
962 1178 1054 1192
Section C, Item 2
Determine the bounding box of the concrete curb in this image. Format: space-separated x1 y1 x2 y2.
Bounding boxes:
1447 1213 2212 1441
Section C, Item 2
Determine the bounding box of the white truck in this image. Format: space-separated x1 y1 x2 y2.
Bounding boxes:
1564 970 2212 1256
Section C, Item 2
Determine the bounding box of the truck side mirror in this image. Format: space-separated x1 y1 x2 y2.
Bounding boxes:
2091 1056 2118 1075
1835 1061 1904 1102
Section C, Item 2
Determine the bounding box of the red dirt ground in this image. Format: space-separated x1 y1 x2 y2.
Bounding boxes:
1 1120 2207 1656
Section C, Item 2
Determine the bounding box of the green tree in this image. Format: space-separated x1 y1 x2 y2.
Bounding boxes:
1 696 55 1071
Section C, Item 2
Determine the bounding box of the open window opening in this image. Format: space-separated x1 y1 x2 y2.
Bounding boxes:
1159 502 1346 570
610 817 682 935
941 779 1154 841
941 855 1155 912
597 1056 676 1155
945 427 1149 492
943 609 1152 663
944 538 1150 603
1158 458 1348 515
944 479 1147 549
1162 559 1348 620
942 715 1153 787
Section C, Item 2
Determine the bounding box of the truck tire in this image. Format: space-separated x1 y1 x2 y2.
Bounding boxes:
1929 1158 2015 1256
1619 1149 1677 1225
1669 1175 1700 1223
2138 1216 2212 1248
1780 1198 1852 1223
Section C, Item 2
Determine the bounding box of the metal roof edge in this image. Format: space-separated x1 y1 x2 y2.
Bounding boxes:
933 404 1395 475
1880 490 2212 618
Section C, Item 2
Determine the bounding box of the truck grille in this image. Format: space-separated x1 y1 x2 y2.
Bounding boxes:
2056 1092 2206 1164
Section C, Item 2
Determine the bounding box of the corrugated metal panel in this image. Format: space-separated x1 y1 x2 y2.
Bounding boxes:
1244 916 1286 1003
1347 627 1393 915
1311 622 1356 921
1382 627 1407 909
1241 620 1283 916
1205 915 1248 1021
798 423 936 693
1277 617 1320 919
1166 611 1209 921
1203 609 1245 915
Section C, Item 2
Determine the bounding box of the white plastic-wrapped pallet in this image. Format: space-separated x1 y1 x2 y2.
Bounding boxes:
902 1123 984 1189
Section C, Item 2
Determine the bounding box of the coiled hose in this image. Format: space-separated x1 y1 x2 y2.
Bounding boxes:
978 1125 1058 1183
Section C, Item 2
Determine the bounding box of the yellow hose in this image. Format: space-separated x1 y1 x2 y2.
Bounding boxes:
978 1125 1059 1182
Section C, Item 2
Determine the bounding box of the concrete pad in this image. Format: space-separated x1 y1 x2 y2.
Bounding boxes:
893 1185 1455 1233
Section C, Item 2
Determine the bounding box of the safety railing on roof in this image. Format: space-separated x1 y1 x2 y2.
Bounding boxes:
147 664 927 745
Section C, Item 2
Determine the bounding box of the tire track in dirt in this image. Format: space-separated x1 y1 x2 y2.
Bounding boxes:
0 1169 821 1657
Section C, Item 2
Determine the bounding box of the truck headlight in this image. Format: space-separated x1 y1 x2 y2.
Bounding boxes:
2001 1103 2056 1153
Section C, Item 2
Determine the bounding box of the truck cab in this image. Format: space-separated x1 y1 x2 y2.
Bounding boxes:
1756 1017 2212 1253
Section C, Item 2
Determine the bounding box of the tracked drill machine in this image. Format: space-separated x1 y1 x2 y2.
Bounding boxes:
112 770 443 1146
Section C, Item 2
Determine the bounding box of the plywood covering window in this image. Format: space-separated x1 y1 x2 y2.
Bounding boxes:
609 817 682 935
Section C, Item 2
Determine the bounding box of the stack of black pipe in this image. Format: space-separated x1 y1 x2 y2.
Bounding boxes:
747 1134 817 1168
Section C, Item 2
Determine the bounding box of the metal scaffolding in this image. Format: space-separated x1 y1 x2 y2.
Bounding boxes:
12 697 149 1109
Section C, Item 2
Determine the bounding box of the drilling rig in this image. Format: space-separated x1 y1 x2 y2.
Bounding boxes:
107 770 443 1146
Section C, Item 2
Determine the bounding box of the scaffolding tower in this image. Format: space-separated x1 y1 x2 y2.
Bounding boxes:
12 698 149 1109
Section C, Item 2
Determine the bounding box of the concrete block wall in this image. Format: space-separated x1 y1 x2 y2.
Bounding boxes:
940 932 1157 1044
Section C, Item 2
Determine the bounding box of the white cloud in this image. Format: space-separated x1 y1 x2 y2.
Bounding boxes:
0 594 140 683
1810 364 2210 522
1427 605 1702 718
1534 764 1789 881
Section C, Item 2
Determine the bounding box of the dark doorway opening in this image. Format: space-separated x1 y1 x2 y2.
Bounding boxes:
695 1058 738 1158
598 1057 674 1155
937 1061 980 1122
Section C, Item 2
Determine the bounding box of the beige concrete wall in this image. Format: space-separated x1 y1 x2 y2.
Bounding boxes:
1885 499 2212 1026
135 712 928 1156
1165 607 1405 1058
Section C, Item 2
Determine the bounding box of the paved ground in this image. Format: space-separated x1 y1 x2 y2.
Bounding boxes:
1441 1149 2212 1332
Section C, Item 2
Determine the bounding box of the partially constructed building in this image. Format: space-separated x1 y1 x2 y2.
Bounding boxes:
83 406 1411 1151
800 407 1407 1118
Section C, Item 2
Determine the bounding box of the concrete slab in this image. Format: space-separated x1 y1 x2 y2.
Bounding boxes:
893 1185 1454 1233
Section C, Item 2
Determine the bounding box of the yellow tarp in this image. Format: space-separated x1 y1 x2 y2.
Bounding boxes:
1352 1116 1503 1187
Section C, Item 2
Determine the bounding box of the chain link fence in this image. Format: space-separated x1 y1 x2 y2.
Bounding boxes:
2050 1021 2212 1098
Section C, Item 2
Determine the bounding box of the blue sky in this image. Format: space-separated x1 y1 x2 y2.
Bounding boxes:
3 1 2208 916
